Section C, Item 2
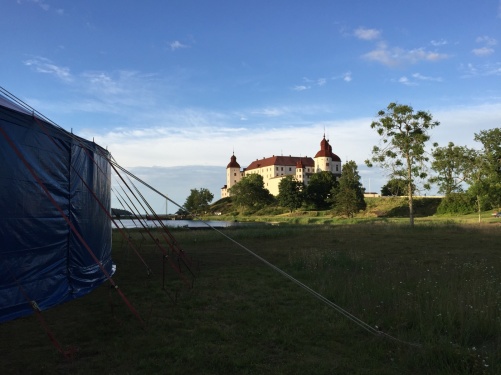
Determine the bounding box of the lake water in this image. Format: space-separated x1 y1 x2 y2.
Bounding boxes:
115 219 252 229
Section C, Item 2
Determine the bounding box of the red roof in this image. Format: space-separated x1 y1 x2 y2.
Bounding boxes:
314 136 341 162
246 155 314 171
226 154 240 168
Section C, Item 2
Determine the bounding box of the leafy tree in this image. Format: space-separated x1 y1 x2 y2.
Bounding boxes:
182 188 214 215
229 174 274 209
463 128 501 221
365 102 439 226
304 171 338 209
429 142 473 195
278 175 304 212
473 128 501 209
464 149 490 222
331 161 366 217
380 178 413 196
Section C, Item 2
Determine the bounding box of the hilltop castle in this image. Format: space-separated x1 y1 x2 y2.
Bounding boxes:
221 135 342 198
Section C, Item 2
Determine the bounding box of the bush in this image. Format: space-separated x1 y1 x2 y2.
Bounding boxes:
437 193 475 215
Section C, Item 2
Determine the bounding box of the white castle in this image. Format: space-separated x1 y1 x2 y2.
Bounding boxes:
221 135 342 198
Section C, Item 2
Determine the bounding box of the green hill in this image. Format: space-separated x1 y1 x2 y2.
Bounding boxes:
209 196 442 219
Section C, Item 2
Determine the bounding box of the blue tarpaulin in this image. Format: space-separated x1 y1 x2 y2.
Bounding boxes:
0 93 113 323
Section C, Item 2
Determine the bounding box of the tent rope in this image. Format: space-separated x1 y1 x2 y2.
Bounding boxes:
109 158 422 348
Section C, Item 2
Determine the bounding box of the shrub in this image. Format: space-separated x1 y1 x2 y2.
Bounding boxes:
437 193 475 215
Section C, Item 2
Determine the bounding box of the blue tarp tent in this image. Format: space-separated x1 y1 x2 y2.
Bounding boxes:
0 92 113 323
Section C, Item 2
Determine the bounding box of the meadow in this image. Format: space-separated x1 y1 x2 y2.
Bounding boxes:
1 220 500 374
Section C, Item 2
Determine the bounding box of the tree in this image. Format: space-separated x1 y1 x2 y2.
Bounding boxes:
304 171 338 209
229 174 274 210
365 102 439 226
473 128 501 209
429 142 473 195
278 175 304 212
182 188 214 215
331 161 366 217
463 128 501 221
380 178 413 196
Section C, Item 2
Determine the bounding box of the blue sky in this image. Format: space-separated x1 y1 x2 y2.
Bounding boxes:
2 0 501 212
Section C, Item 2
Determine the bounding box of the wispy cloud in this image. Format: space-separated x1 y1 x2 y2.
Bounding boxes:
472 35 497 56
354 27 381 41
396 73 443 86
293 85 310 91
460 62 501 77
24 57 73 82
18 0 64 15
397 76 418 86
29 0 49 11
169 40 189 51
472 47 495 56
412 73 443 82
430 39 448 47
332 72 352 82
476 36 497 46
293 77 328 91
363 42 449 67
251 107 285 116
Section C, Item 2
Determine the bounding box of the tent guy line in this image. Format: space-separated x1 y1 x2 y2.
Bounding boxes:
111 156 422 348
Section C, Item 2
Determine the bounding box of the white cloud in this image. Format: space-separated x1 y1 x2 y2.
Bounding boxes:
472 47 495 56
294 77 327 90
395 73 442 86
24 57 73 82
412 73 443 82
363 43 449 67
354 27 381 41
460 62 501 77
170 40 189 51
317 78 327 86
29 0 49 11
430 39 448 47
476 35 497 46
250 107 286 116
397 76 417 86
293 85 310 91
70 100 501 210
332 72 352 82
472 35 496 56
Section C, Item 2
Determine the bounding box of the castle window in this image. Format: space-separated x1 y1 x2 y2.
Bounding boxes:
289 167 292 171
281 167 283 171
234 172 236 176
336 165 339 171
326 163 329 167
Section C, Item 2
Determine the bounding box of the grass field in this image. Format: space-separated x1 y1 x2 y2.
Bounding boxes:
1 220 500 374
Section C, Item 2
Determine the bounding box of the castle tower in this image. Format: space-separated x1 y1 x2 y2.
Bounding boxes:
314 135 342 177
221 152 242 198
226 152 242 188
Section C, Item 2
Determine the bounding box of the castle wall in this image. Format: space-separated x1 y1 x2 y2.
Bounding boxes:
222 137 341 198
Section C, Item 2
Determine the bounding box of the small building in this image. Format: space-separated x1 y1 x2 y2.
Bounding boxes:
221 135 342 197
